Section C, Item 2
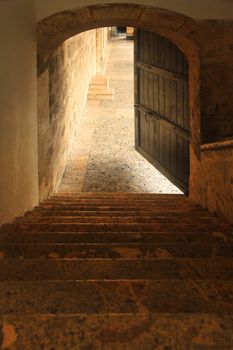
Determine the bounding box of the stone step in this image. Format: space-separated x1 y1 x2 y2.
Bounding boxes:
26 209 210 217
49 201 188 207
1 313 232 349
37 204 201 212
89 75 109 86
1 222 231 233
88 90 115 101
41 201 192 208
0 231 230 244
0 280 233 314
89 86 112 93
0 242 232 259
44 197 188 204
50 196 187 202
14 215 221 224
39 202 204 209
40 197 192 204
51 192 184 198
53 193 185 198
0 258 232 281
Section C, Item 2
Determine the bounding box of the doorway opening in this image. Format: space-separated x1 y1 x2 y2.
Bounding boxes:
58 27 188 194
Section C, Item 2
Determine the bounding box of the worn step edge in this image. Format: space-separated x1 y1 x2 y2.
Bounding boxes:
0 232 231 245
14 217 221 225
0 242 232 259
0 280 233 315
23 209 211 216
0 258 233 281
2 313 233 349
38 204 207 209
52 192 186 197
1 223 231 235
43 199 189 204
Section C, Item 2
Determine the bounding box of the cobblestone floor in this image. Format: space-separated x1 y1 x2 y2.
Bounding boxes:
59 37 182 194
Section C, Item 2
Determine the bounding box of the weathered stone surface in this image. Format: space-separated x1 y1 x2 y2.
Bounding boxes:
38 30 98 200
1 280 233 315
1 314 233 350
0 193 233 347
201 146 233 223
0 242 232 259
2 222 230 234
1 258 233 281
2 230 230 245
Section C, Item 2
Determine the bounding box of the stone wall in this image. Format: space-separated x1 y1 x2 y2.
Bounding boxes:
0 0 38 225
38 30 98 200
96 28 109 73
190 141 233 223
200 22 233 143
201 145 233 223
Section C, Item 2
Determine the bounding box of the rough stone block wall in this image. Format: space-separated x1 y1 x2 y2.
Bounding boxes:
190 141 233 223
38 30 97 200
201 147 233 223
200 22 233 143
96 28 109 72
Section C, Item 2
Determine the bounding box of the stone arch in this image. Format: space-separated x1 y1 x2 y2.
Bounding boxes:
37 3 201 198
38 4 200 140
38 4 200 73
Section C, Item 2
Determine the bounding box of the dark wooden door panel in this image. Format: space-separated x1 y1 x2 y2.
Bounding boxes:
135 29 190 193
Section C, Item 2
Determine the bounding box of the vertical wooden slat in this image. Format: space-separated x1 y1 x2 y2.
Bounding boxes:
165 78 171 121
140 111 145 150
170 131 177 175
164 127 170 169
153 74 159 113
148 31 154 65
176 48 184 75
183 82 189 131
170 81 177 124
140 68 144 106
158 76 165 116
148 72 154 110
144 115 150 152
159 124 165 168
154 33 159 67
149 118 154 157
176 83 184 129
153 119 160 162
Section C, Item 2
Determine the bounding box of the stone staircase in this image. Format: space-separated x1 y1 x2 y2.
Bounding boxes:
88 75 115 101
0 192 233 349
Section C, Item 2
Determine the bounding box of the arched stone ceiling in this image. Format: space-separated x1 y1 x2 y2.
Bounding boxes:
36 0 233 21
37 4 200 73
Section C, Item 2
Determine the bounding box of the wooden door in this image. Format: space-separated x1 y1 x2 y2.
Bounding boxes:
135 29 190 193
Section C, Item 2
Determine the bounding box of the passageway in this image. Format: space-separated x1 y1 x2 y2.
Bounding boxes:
59 36 182 194
1 3 233 348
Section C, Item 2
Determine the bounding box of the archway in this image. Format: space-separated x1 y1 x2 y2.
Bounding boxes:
37 3 201 202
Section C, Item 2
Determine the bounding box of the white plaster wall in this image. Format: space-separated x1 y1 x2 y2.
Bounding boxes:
36 0 233 21
0 0 38 224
